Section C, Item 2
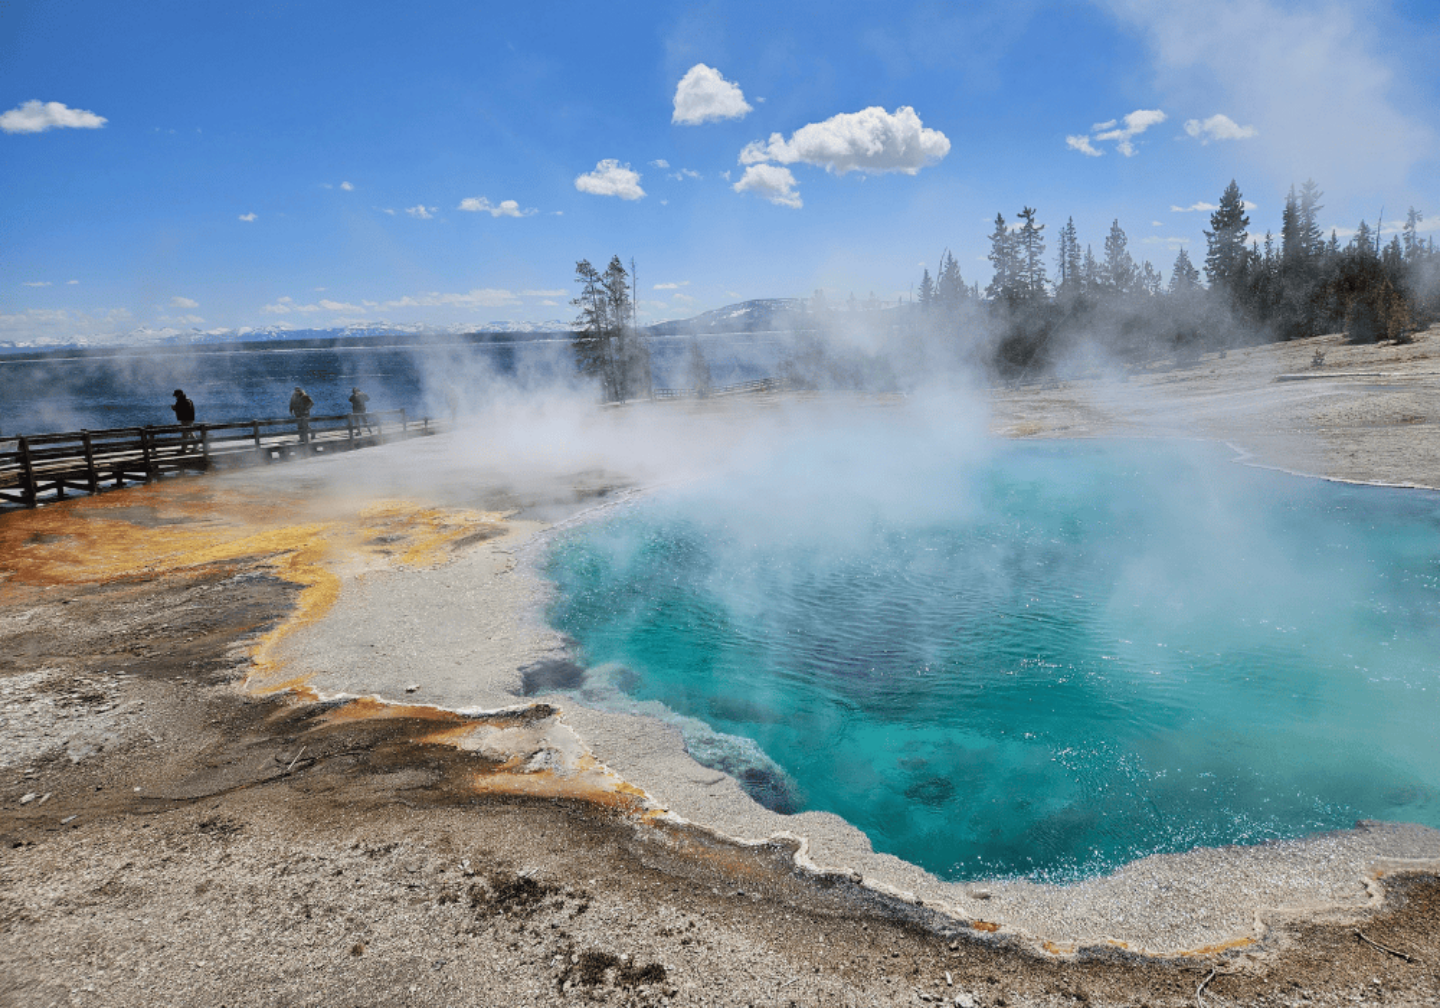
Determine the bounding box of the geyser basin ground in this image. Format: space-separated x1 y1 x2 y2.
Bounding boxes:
545 439 1440 882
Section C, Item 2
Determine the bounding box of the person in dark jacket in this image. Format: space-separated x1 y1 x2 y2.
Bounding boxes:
289 386 314 443
348 386 374 433
171 389 197 453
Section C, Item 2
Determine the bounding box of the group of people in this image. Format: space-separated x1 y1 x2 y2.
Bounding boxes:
167 386 376 448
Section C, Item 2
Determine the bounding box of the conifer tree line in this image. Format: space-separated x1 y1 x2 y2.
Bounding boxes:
914 179 1439 375
571 255 652 401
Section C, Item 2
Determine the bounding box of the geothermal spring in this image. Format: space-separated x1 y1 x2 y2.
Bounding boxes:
542 435 1440 884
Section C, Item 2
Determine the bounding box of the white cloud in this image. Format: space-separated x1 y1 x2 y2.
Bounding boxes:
0 99 107 134
574 159 644 200
539 300 559 307
672 64 753 125
653 281 690 290
1069 108 1167 157
405 205 436 219
458 196 537 217
66 279 79 284
1171 200 1259 212
740 106 949 175
671 292 697 304
649 159 670 168
170 296 199 308
382 289 521 309
1143 235 1191 248
520 289 565 297
380 208 396 215
670 168 702 180
239 212 258 221
1101 0 1434 190
340 181 354 190
319 299 364 312
732 164 802 208
1183 113 1257 143
22 281 52 287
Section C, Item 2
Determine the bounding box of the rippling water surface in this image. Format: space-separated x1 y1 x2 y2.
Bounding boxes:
545 439 1440 881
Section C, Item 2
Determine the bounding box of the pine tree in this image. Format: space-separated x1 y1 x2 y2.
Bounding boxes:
570 259 612 396
1015 207 1048 300
1298 180 1324 256
935 251 967 315
1403 208 1424 261
917 268 935 310
1100 219 1136 296
1138 260 1162 296
1168 248 1201 293
1203 180 1251 292
1080 245 1099 296
985 213 1019 305
1280 186 1304 267
1055 217 1081 298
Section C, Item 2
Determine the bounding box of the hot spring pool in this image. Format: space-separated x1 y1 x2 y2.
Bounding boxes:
544 438 1440 882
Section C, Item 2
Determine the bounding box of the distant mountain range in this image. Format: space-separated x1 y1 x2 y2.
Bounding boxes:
0 300 817 355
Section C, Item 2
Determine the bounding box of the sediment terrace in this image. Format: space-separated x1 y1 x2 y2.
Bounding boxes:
2 328 1438 1006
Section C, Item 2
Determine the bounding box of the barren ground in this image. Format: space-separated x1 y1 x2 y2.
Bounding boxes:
3 328 1439 1007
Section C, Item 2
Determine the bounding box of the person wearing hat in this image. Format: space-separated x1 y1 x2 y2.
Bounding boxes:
288 385 314 443
171 388 197 453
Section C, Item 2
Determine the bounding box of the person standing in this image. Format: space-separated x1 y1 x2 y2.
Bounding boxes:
289 385 314 443
171 389 197 453
348 386 374 433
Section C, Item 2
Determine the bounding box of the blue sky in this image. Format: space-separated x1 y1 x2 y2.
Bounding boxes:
3 0 1437 344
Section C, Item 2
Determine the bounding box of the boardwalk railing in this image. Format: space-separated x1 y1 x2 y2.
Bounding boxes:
0 409 432 509
651 377 788 400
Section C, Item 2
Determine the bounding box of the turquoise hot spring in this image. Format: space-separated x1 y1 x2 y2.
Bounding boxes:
543 437 1440 883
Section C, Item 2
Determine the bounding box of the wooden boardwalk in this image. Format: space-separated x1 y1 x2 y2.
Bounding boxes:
0 409 435 509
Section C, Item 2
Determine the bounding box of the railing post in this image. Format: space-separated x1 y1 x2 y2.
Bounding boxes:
200 424 211 466
141 427 157 481
17 436 37 508
82 431 99 493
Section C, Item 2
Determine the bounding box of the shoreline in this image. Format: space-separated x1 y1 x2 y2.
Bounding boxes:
3 327 1439 1004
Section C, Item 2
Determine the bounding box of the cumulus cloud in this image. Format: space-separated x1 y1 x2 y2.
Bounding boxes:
0 100 107 134
405 205 436 219
1183 113 1257 143
340 181 354 190
732 164 802 208
574 159 644 200
170 296 199 308
670 168 702 180
262 296 366 315
672 64 753 125
1100 0 1434 189
1068 109 1167 157
458 196 537 217
520 289 565 297
239 212 258 222
649 159 670 168
653 281 690 290
740 106 949 175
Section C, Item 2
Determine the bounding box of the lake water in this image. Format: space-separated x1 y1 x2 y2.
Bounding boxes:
0 334 784 436
544 439 1440 882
